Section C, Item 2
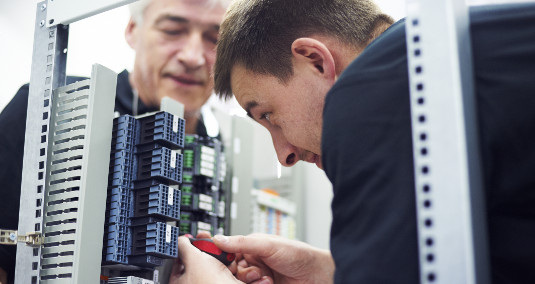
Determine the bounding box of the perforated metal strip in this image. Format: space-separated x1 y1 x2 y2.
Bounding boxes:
405 0 489 283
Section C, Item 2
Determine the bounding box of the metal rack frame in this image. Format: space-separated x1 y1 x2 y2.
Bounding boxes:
16 1 135 283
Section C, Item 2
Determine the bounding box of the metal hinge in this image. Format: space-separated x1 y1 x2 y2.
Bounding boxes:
0 229 43 246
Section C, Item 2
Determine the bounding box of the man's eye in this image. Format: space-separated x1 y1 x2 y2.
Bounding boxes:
204 35 218 45
162 29 184 36
260 113 271 122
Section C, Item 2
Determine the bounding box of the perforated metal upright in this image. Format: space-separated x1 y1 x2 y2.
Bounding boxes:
16 1 140 282
405 0 489 283
16 2 119 283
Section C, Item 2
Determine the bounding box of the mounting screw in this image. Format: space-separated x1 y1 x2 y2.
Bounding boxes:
41 3 47 11
39 20 45 27
9 233 16 241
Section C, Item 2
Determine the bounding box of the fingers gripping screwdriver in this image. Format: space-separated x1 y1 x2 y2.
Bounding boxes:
188 237 236 266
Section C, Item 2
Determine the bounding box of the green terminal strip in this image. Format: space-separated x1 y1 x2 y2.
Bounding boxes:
185 135 196 144
180 222 191 233
182 185 193 193
184 150 194 168
182 194 192 206
181 213 191 221
183 174 193 183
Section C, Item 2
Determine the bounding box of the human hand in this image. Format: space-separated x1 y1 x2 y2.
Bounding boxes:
213 234 335 284
169 234 243 284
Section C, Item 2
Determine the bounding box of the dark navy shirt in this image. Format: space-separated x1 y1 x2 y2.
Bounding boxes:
323 4 535 283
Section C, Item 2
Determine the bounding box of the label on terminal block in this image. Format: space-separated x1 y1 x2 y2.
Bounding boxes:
173 115 179 133
199 194 213 211
170 150 178 169
168 188 174 205
166 224 172 243
198 221 212 231
219 201 225 218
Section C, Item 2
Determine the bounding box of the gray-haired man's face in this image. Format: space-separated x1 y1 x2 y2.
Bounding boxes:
126 0 225 114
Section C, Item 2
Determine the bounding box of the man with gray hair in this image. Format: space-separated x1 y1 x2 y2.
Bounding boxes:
0 0 228 282
125 0 227 134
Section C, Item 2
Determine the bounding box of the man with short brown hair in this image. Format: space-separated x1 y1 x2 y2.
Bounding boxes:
175 0 535 283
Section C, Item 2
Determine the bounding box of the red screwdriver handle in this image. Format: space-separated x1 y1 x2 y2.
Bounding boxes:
188 237 236 266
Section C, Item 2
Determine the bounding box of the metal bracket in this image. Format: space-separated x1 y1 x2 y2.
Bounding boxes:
0 230 43 247
46 0 138 27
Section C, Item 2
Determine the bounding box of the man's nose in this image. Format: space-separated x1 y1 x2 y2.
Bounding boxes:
177 33 205 69
272 133 299 167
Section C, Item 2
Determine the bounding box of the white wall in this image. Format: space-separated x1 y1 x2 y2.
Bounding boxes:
0 1 133 112
0 1 37 112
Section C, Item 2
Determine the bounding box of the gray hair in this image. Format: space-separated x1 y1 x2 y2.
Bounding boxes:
129 0 232 24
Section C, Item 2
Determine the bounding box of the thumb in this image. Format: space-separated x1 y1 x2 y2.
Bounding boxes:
213 234 274 257
177 236 203 265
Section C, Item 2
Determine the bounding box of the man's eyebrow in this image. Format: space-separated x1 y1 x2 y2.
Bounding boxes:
245 101 258 119
154 14 190 26
154 14 219 32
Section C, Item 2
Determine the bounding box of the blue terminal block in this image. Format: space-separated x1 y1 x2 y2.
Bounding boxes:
108 149 137 189
138 112 185 149
128 255 165 268
111 115 139 151
104 223 132 265
107 186 135 225
136 145 183 185
134 184 181 221
132 222 179 259
104 113 189 271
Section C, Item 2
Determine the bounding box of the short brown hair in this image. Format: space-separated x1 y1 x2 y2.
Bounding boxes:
214 0 394 99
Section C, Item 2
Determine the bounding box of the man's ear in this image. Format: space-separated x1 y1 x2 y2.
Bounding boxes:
291 38 336 81
125 18 138 49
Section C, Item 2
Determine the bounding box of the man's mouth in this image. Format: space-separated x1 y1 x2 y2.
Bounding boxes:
166 74 203 86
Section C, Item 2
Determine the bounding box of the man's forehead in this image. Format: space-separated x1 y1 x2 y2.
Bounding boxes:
146 0 225 25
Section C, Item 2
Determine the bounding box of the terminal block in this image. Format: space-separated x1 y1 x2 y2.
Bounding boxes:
106 186 135 225
181 190 218 214
136 145 183 185
132 222 179 259
179 211 218 236
111 115 139 151
134 184 181 221
183 135 222 182
103 223 132 265
138 111 185 149
108 150 137 189
128 255 165 268
102 112 232 277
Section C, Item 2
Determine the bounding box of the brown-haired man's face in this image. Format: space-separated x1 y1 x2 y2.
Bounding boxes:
231 64 333 169
126 0 225 114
